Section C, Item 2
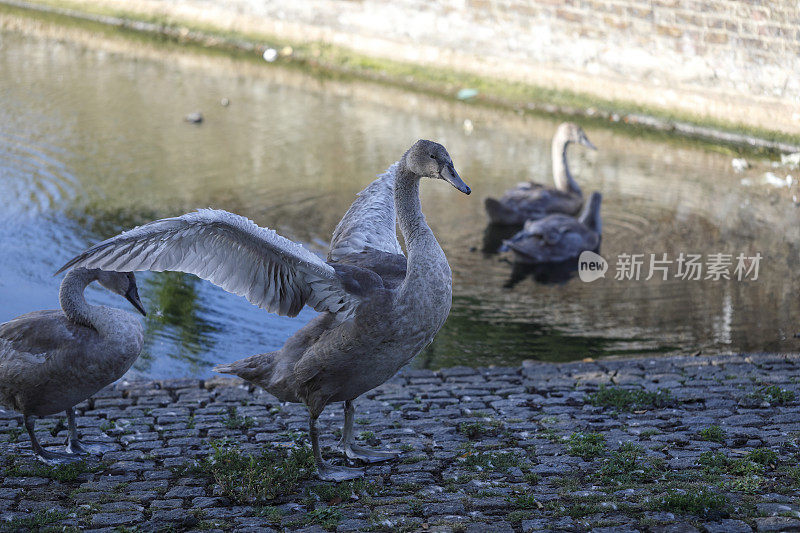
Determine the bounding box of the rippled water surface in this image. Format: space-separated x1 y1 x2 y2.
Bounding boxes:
1 18 798 378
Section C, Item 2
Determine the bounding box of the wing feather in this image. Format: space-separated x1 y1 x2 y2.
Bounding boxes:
57 209 359 320
328 163 404 261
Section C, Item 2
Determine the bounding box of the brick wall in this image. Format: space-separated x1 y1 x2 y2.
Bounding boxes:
488 0 799 101
62 0 800 134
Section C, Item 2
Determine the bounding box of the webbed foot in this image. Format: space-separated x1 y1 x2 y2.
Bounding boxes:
66 439 114 455
34 448 84 465
316 462 364 482
339 443 401 463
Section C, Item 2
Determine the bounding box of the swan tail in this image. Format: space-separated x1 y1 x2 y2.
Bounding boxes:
214 353 276 384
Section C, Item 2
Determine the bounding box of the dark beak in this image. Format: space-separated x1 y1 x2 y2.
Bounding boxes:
581 136 597 150
125 286 147 316
441 163 471 195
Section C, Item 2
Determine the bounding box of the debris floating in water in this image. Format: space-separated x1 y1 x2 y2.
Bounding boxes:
456 88 479 100
463 119 474 135
262 48 278 62
763 172 792 188
782 152 800 169
731 158 749 173
184 112 203 124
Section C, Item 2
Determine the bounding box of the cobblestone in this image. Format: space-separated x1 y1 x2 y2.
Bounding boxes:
1 353 799 531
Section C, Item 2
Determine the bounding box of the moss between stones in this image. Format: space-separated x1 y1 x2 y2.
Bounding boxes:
697 425 727 443
587 386 675 412
4 457 106 482
1 0 799 155
178 441 315 504
654 488 729 519
222 406 255 430
597 442 661 486
0 510 69 531
566 431 607 459
457 420 503 440
747 385 796 406
307 478 369 503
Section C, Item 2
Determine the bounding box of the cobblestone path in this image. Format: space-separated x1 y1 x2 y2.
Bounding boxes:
1 353 799 532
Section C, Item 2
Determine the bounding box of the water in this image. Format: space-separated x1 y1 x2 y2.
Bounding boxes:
1 17 798 379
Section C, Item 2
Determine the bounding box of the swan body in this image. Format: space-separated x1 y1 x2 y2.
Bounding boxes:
485 122 596 225
502 192 602 264
0 268 145 463
57 140 471 480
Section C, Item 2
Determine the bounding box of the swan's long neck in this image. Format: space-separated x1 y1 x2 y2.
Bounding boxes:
552 131 581 195
394 163 447 281
59 268 99 330
395 168 429 247
578 193 602 234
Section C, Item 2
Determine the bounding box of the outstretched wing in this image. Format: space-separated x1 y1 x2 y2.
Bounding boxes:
328 163 404 262
57 209 359 320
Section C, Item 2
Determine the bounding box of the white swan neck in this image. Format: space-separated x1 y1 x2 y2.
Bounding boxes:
551 130 581 195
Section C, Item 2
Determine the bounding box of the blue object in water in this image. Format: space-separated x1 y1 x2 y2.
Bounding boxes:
456 88 479 100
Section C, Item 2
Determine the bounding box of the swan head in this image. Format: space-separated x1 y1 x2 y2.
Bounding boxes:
404 139 471 194
96 270 147 316
557 122 596 150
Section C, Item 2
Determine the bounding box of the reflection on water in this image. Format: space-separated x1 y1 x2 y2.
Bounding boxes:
504 259 582 288
482 224 519 255
0 15 798 379
137 272 217 372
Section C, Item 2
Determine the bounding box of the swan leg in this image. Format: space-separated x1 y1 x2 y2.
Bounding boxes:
65 408 113 455
309 414 363 482
336 400 401 463
24 415 81 465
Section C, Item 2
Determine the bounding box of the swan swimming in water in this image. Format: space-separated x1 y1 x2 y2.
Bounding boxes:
485 122 596 226
501 192 602 264
0 268 145 463
57 139 471 481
